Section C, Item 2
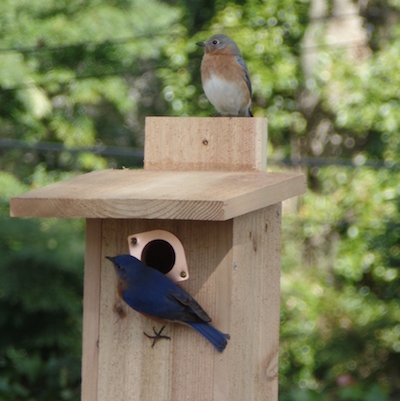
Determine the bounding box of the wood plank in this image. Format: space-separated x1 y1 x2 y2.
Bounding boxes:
144 117 267 171
10 169 305 220
223 205 281 401
81 219 102 401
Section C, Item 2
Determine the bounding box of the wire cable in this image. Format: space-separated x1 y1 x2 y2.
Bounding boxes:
1 138 398 170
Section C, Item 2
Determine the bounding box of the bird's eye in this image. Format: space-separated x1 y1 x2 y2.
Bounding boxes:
212 40 218 45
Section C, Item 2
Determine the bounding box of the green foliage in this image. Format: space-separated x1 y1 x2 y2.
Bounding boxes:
281 167 400 400
0 0 179 174
0 172 84 400
1 0 400 400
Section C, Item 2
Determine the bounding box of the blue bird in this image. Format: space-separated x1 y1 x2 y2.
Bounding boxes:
106 254 230 352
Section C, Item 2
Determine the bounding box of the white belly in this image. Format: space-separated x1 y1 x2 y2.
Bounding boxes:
203 75 247 116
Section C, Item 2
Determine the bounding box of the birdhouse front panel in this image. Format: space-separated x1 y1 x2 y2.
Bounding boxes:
81 204 280 401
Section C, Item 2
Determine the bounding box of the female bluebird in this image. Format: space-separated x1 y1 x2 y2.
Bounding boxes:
106 254 230 352
197 34 253 117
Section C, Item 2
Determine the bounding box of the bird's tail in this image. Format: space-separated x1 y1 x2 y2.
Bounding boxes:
189 322 230 352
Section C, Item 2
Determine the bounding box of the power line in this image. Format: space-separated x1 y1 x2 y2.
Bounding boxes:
273 156 400 170
0 11 374 56
0 138 143 160
0 11 386 95
0 30 180 55
0 55 181 93
0 39 373 94
1 138 398 171
0 67 157 93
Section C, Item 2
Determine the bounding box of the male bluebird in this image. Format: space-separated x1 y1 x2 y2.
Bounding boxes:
197 34 253 117
106 254 230 352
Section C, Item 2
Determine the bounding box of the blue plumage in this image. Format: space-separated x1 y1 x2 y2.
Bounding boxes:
189 322 229 353
106 254 230 352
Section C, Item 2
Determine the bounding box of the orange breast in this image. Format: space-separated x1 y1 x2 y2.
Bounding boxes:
117 278 128 298
201 54 249 95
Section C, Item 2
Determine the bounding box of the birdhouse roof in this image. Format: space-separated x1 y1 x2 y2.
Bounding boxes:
10 169 305 221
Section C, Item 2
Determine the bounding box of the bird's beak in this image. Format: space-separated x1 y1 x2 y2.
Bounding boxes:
105 256 115 263
196 40 205 48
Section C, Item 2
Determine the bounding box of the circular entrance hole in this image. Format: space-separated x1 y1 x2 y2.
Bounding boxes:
141 239 176 274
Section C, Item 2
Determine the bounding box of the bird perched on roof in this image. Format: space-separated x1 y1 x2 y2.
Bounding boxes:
197 34 253 117
106 254 230 352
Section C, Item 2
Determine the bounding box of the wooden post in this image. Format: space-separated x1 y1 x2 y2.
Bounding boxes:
10 117 306 401
144 117 267 171
81 219 102 401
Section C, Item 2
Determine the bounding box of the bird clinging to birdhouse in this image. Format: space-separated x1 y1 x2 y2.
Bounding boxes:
107 254 230 352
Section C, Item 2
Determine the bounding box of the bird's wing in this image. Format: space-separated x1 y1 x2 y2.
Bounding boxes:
169 291 212 323
236 55 252 96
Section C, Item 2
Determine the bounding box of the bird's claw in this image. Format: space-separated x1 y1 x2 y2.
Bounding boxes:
143 325 171 348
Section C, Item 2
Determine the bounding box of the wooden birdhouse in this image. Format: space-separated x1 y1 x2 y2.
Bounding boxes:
10 117 306 401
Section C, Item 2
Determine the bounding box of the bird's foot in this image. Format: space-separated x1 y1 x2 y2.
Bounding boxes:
143 325 171 348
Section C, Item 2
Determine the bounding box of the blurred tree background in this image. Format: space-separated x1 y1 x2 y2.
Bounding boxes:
0 0 399 399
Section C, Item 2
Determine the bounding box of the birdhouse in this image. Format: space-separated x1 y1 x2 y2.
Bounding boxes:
10 117 306 401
